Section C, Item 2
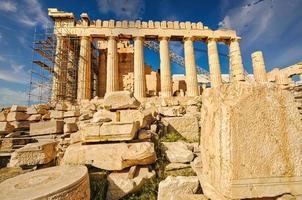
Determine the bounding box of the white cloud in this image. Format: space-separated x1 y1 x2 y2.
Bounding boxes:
97 0 145 19
219 0 302 68
0 88 27 107
0 1 17 12
0 57 30 84
0 0 51 28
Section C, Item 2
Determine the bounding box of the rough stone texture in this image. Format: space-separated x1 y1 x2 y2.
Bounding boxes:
9 141 57 167
163 116 199 141
10 105 27 112
106 166 155 200
62 142 156 170
64 123 78 133
10 121 30 131
0 111 8 121
173 194 208 200
0 122 14 134
82 122 139 142
158 176 200 200
27 114 42 122
6 112 29 122
0 165 90 200
26 104 48 115
163 142 194 163
165 163 191 171
64 110 80 118
50 110 64 119
91 109 114 123
104 91 140 110
30 120 64 135
120 109 155 128
199 83 302 199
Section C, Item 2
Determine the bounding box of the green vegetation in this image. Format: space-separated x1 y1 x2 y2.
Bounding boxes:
160 131 187 142
165 167 196 177
89 168 108 200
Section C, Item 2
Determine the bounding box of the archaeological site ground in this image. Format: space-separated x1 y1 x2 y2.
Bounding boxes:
0 4 302 200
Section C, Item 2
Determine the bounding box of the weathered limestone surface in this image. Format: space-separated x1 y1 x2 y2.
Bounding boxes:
9 142 57 167
26 104 48 115
0 122 14 134
120 109 155 128
104 91 140 110
91 109 114 123
252 51 267 83
0 165 90 200
10 105 27 112
64 123 78 133
10 121 30 131
158 176 200 200
163 116 199 141
106 166 155 200
30 120 64 135
0 111 8 121
163 142 194 163
81 122 139 142
199 83 302 199
7 112 29 122
62 142 156 170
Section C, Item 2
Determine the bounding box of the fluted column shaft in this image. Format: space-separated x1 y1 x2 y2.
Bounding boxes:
77 36 91 100
207 38 222 87
251 51 267 83
134 36 146 98
51 36 62 101
229 38 245 81
184 37 199 96
159 37 172 97
106 36 119 93
67 48 76 100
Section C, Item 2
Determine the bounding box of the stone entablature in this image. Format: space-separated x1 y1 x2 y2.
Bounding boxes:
48 9 237 41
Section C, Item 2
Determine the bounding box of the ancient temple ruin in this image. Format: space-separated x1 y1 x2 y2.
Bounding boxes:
1 7 302 200
47 8 248 102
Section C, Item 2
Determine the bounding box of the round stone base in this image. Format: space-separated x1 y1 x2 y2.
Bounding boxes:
0 165 90 200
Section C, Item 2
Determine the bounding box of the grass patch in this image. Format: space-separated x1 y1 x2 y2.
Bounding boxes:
160 131 187 142
88 167 109 200
164 167 196 177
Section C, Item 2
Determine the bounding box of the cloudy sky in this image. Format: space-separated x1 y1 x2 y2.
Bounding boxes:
0 0 301 106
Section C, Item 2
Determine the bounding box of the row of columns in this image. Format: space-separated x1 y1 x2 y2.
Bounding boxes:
53 35 246 101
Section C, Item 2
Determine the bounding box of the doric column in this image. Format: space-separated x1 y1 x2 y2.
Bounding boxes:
51 36 63 102
184 37 199 96
134 36 146 98
77 36 91 100
66 47 76 100
159 37 172 97
207 38 222 87
276 70 289 85
106 36 119 93
251 51 267 83
229 38 245 81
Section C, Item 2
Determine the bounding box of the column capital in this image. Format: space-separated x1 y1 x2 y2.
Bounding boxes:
158 36 170 41
183 36 195 42
80 36 92 41
230 37 241 43
206 37 219 43
107 36 117 41
133 36 144 41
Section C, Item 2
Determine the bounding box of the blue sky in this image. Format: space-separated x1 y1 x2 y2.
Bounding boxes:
0 0 301 106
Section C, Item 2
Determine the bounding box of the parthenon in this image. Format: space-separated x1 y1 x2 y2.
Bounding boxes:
48 8 246 101
1 5 302 200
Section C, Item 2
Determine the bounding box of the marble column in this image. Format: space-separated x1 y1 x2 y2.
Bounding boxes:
207 38 222 87
66 47 76 100
106 36 119 93
251 51 267 83
276 71 289 85
229 38 245 81
159 37 172 97
77 36 91 100
51 36 62 102
184 37 199 96
134 36 146 98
